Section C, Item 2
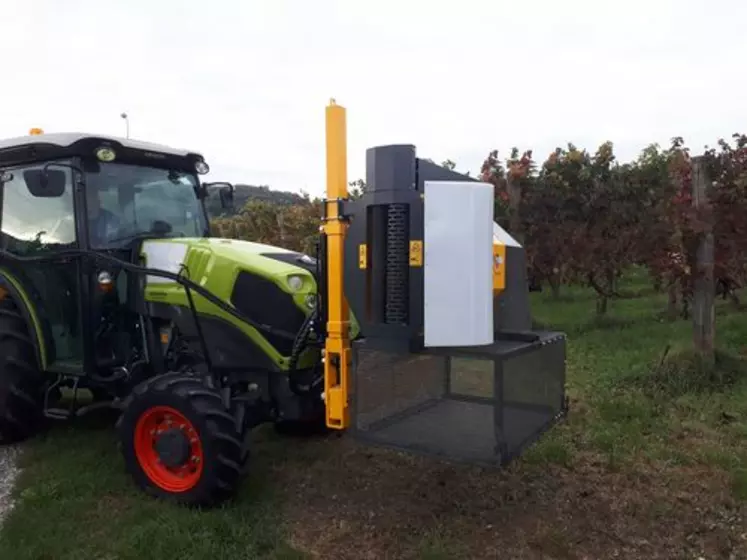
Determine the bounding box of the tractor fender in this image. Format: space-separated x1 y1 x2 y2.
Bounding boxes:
0 269 50 370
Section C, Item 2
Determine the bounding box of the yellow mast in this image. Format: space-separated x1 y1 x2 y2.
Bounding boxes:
323 99 351 429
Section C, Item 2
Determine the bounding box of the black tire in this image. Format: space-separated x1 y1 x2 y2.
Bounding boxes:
116 372 245 508
0 296 44 444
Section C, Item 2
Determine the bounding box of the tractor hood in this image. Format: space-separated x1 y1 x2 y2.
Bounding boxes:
140 237 317 281
139 237 360 347
189 238 319 279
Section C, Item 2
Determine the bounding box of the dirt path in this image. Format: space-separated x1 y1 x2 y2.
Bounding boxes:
0 445 20 527
274 440 747 559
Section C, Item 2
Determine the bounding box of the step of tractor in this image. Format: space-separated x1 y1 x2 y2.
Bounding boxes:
46 361 86 377
44 408 72 420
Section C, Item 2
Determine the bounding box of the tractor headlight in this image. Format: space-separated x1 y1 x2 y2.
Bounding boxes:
195 160 210 175
95 147 117 162
287 274 304 292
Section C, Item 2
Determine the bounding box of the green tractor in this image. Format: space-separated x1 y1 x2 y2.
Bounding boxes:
0 131 346 506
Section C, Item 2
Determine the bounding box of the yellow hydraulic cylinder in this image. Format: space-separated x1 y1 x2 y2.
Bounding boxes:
323 99 351 430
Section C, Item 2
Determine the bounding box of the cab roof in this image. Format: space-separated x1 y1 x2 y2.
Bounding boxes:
0 132 206 170
0 132 200 157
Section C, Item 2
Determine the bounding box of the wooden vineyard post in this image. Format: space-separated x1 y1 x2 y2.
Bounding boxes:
691 156 715 366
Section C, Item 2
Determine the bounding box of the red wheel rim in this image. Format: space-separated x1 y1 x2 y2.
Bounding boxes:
133 405 204 492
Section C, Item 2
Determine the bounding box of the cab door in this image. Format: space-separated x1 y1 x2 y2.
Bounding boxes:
0 160 85 373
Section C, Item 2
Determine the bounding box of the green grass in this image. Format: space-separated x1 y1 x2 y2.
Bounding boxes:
0 424 313 560
2 267 747 559
524 270 747 477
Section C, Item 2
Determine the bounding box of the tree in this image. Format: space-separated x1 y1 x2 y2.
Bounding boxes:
348 178 366 199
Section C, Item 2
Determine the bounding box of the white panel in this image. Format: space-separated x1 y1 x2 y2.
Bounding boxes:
141 241 189 284
424 180 494 347
493 221 521 247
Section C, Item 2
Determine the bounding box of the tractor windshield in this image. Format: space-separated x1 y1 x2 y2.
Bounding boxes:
85 162 208 249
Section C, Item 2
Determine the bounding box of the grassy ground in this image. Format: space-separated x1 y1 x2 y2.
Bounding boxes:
2 269 747 559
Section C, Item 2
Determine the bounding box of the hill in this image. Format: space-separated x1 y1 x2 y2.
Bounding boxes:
205 183 310 218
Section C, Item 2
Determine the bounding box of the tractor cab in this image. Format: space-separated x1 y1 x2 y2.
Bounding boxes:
0 132 231 386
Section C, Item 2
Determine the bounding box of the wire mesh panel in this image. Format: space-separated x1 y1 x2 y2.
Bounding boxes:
350 332 567 466
497 333 567 461
352 346 445 430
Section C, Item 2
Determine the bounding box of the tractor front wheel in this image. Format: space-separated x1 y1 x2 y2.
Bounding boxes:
0 296 44 444
116 373 245 507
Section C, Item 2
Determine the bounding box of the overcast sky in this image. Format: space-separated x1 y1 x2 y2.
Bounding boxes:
2 0 744 197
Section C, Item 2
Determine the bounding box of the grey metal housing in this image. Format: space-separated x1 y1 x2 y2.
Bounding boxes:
345 143 569 467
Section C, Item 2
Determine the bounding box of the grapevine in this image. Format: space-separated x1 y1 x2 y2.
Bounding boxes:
209 132 747 318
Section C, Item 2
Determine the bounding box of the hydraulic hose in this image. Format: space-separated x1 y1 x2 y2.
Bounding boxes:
288 307 317 372
287 307 321 395
0 246 299 341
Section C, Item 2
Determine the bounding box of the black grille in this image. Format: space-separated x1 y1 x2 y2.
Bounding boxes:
385 203 409 324
230 271 306 356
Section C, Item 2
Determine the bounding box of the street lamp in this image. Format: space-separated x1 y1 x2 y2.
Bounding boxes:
120 112 129 139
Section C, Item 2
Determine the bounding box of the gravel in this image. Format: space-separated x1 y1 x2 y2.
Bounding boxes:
0 445 21 526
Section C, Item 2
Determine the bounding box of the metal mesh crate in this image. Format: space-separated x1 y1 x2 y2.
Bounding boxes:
350 332 567 466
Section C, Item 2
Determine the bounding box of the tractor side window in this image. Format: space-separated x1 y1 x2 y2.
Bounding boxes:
0 163 76 254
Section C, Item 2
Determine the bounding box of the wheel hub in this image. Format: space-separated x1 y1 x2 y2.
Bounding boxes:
133 406 204 492
154 428 191 468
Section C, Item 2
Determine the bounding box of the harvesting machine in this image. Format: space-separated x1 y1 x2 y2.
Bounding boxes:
0 102 567 506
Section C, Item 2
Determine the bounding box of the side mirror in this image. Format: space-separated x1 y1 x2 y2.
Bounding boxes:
219 186 234 209
22 169 67 198
202 181 235 210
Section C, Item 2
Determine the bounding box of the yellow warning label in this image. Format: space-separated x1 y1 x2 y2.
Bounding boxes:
409 240 423 267
358 244 367 269
493 242 506 292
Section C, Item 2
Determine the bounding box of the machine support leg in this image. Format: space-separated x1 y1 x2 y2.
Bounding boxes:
323 99 351 429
